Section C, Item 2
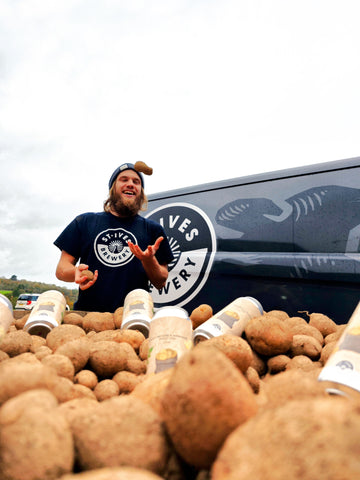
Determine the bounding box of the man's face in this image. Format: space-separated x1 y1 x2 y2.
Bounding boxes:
111 169 142 217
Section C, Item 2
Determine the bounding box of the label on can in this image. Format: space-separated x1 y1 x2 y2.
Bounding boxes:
193 296 263 343
147 307 193 375
318 301 360 396
23 290 66 338
121 289 154 337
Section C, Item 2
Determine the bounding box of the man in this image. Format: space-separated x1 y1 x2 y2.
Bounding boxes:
54 162 174 312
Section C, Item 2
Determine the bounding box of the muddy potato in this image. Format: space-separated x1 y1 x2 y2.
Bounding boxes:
264 310 290 321
41 353 75 380
286 355 317 372
58 466 165 480
91 329 145 352
34 345 53 360
88 341 130 377
63 312 84 327
71 395 169 474
198 334 253 373
29 334 47 352
113 371 144 394
139 337 149 361
55 338 91 372
83 312 115 333
0 330 33 357
0 389 74 480
14 313 29 330
94 379 120 401
320 341 337 365
161 346 258 469
81 269 94 280
245 366 261 394
0 362 58 405
267 354 291 374
245 315 293 356
307 312 338 337
212 396 360 480
0 350 9 362
290 334 322 360
46 324 86 351
134 160 153 175
190 304 213 329
75 370 99 390
2 352 41 366
130 369 173 417
113 306 124 329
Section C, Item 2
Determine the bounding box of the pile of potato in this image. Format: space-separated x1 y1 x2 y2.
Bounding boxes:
0 305 359 480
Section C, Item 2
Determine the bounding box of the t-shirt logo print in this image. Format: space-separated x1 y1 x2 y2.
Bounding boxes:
94 228 137 267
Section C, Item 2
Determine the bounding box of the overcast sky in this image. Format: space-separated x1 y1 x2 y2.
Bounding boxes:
1 0 360 288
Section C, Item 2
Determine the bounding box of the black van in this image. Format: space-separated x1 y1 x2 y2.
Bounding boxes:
144 157 360 324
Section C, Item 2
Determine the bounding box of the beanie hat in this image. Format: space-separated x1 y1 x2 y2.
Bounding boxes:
108 163 145 190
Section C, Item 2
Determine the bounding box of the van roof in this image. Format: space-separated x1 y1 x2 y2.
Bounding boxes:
148 156 360 201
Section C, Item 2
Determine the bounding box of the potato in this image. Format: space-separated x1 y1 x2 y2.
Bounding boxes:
46 324 86 351
197 334 253 373
130 369 173 417
81 269 94 280
63 312 84 327
113 371 144 394
55 338 91 372
190 304 213 329
74 370 99 390
134 161 153 176
58 466 165 480
113 306 124 329
83 312 115 333
212 396 360 480
94 379 120 401
88 341 130 378
307 312 338 337
0 389 74 480
267 354 291 374
290 334 322 360
71 396 169 474
245 315 293 356
0 330 33 357
161 346 258 469
41 353 75 380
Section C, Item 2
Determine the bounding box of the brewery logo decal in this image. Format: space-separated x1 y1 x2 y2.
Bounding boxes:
94 228 137 267
145 203 217 307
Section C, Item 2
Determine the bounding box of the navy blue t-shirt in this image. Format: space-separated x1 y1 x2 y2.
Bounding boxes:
54 212 174 312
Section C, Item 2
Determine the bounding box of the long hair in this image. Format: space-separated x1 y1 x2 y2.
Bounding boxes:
103 184 148 213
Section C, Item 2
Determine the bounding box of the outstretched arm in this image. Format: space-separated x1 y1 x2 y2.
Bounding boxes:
127 236 169 290
55 250 98 290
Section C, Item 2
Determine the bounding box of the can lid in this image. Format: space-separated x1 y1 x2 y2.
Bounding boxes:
244 296 263 314
24 322 52 338
153 306 189 319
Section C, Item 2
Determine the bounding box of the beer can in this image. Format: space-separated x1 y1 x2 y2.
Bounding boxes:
23 290 66 338
147 306 193 374
318 301 360 398
0 294 14 342
193 296 263 344
121 289 154 338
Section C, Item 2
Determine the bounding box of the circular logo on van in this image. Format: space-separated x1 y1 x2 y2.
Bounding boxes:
145 203 216 307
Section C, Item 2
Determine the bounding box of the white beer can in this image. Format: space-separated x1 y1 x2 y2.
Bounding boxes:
147 306 193 374
0 294 14 342
121 289 154 338
23 290 66 338
193 296 263 344
318 301 360 398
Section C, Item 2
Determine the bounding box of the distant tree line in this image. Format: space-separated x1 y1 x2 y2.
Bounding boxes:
0 276 78 309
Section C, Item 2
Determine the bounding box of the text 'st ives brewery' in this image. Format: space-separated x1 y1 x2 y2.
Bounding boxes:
23 290 66 338
145 203 216 308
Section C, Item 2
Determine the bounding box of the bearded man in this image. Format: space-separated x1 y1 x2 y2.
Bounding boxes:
54 162 173 312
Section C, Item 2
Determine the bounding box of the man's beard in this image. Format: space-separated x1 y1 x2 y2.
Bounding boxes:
112 192 141 217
